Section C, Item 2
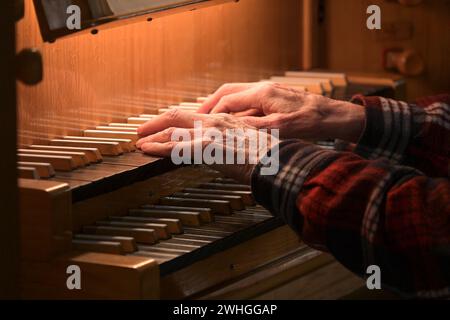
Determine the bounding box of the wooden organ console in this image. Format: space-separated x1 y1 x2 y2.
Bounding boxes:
7 0 444 299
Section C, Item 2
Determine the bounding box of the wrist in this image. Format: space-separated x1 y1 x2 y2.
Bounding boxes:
337 101 366 143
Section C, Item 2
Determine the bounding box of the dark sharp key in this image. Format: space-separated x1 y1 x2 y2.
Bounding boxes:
130 208 202 226
142 205 214 223
83 226 157 245
183 188 255 206
176 232 222 241
214 178 238 184
138 245 191 255
160 197 232 215
172 192 245 211
169 236 212 245
109 216 183 234
73 234 137 253
95 220 170 240
199 183 251 191
215 215 265 224
168 237 211 248
154 242 200 251
149 205 211 213
183 227 232 237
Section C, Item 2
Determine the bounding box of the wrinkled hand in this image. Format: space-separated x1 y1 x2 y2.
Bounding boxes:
198 82 365 143
137 110 279 184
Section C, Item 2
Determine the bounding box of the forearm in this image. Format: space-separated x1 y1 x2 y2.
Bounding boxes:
252 141 450 298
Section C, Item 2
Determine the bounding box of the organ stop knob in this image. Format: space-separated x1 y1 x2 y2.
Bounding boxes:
384 48 425 76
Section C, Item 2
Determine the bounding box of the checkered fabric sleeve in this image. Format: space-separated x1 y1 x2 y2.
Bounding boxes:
251 95 450 298
352 94 450 177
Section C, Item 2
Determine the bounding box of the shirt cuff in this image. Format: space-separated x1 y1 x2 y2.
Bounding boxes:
351 95 413 164
251 140 338 231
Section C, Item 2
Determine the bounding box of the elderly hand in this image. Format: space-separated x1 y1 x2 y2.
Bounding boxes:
198 82 365 143
137 110 280 184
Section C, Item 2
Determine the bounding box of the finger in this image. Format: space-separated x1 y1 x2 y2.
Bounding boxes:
137 127 216 150
140 141 175 158
137 109 210 137
210 89 260 114
136 127 193 148
197 83 257 114
240 114 281 129
233 108 264 117
141 139 212 159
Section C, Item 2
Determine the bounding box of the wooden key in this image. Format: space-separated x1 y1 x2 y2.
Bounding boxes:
84 130 139 143
28 145 103 163
18 162 55 178
260 79 310 93
63 136 134 152
184 188 254 206
58 252 159 299
269 77 330 93
72 239 124 255
95 221 170 240
180 102 202 107
271 76 334 91
285 71 348 87
110 216 183 234
74 234 137 253
160 197 232 215
83 226 157 245
50 139 123 156
128 117 150 124
142 205 214 223
200 183 251 191
139 114 158 118
197 96 210 103
158 108 171 114
18 167 40 179
109 123 141 128
168 105 199 111
18 154 77 171
18 149 90 166
130 209 202 227
172 192 245 211
96 126 137 132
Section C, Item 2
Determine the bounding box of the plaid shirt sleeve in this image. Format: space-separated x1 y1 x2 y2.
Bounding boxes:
251 95 450 298
351 94 450 177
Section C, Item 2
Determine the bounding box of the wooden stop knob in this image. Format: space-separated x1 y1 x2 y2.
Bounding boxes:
384 48 425 76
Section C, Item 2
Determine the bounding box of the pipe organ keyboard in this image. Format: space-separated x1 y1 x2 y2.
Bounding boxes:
17 71 392 181
18 71 393 299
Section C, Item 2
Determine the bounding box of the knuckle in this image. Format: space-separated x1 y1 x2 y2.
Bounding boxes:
271 117 283 129
261 82 276 95
217 95 231 109
166 109 181 121
167 141 177 150
220 83 233 91
164 127 176 137
219 94 231 104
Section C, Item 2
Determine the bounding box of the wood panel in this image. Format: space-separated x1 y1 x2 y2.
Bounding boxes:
320 0 450 100
16 0 301 145
0 1 19 299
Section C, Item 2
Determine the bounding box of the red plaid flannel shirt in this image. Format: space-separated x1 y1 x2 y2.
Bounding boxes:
251 94 450 298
